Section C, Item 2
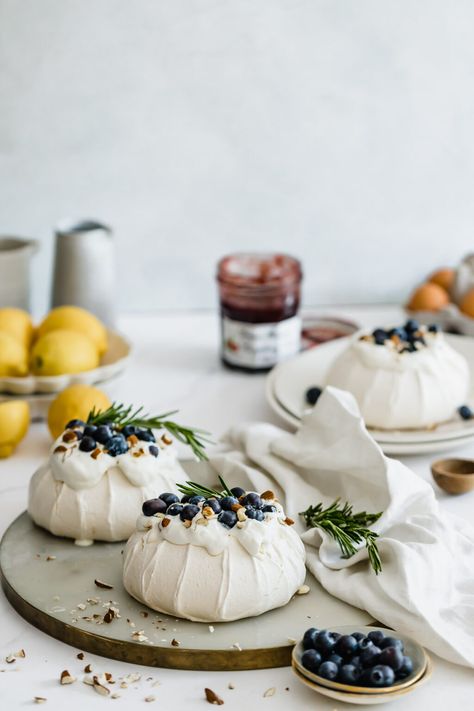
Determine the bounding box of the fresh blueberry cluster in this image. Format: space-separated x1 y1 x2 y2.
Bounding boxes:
458 404 473 421
59 419 162 458
301 628 414 688
142 487 282 529
362 319 439 353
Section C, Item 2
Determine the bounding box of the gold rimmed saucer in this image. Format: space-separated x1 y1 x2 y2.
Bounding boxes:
292 625 428 695
291 655 433 706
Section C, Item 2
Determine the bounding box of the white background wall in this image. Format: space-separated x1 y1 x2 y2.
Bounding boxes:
1 0 474 315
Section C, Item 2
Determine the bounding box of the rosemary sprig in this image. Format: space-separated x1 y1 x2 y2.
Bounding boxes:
177 476 233 499
300 499 383 575
87 402 212 461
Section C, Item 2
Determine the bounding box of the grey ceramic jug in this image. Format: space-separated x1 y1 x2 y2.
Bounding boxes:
51 219 116 326
0 237 38 310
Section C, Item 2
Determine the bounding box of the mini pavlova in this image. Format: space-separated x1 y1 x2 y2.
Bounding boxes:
123 478 306 622
28 403 210 545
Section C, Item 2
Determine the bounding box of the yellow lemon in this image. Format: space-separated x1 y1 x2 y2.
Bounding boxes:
38 306 108 356
30 330 100 376
48 384 111 439
0 400 30 458
0 332 29 376
0 308 34 348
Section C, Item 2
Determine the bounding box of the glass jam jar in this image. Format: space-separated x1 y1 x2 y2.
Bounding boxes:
217 253 303 372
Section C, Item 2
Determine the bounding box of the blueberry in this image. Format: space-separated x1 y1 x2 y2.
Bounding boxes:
149 445 159 457
351 655 362 669
335 635 358 659
305 386 322 406
220 496 239 511
188 495 205 505
339 663 360 684
367 664 395 687
459 404 473 420
372 328 388 345
218 510 237 528
159 493 180 506
327 653 343 667
180 504 200 521
378 645 404 671
65 419 85 429
230 486 246 498
388 327 407 341
360 645 381 668
106 435 128 456
405 319 419 332
137 428 156 442
203 498 222 514
245 508 264 521
379 636 404 651
95 425 113 444
241 492 263 509
166 503 184 516
367 630 385 647
428 323 440 333
302 628 319 651
262 504 277 513
314 630 337 656
318 661 339 680
79 435 96 452
83 425 98 438
180 494 191 503
122 425 137 437
301 648 322 673
396 655 414 679
142 498 167 516
352 632 365 642
358 637 374 651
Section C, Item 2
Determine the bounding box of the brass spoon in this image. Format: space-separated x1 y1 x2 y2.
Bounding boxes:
431 458 474 495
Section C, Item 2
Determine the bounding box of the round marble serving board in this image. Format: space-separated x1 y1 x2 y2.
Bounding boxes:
0 513 372 671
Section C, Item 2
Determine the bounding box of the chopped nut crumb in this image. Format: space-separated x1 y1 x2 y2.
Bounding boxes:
34 697 47 704
84 664 93 673
15 649 26 658
263 687 276 697
208 625 215 633
60 669 76 685
161 434 172 445
144 696 156 703
205 688 224 705
5 655 15 664
232 642 242 651
46 555 56 561
111 693 121 699
161 518 171 528
261 490 275 500
284 517 295 526
171 638 180 647
54 445 67 454
228 682 235 690
104 608 116 623
92 676 110 696
77 603 86 610
139 611 149 618
94 579 113 590
296 584 310 595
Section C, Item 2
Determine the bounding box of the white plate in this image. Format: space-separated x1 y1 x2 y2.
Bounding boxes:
0 329 131 395
266 368 474 455
266 334 474 455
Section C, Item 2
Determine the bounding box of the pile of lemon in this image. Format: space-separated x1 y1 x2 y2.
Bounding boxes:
0 305 108 377
0 306 110 458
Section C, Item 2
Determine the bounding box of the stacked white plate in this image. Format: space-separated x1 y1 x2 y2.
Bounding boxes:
266 333 474 456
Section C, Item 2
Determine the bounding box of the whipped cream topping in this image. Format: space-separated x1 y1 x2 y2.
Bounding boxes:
123 494 306 622
50 431 177 490
325 328 470 429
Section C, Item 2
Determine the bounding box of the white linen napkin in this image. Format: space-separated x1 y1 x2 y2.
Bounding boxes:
209 386 474 667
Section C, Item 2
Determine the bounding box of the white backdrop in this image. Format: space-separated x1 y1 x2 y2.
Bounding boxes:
1 0 474 315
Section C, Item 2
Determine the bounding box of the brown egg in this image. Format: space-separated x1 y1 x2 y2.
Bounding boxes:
406 282 450 312
459 287 474 318
428 268 455 292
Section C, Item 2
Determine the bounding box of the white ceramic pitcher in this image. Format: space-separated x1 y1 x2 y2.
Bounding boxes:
51 219 116 326
0 237 38 310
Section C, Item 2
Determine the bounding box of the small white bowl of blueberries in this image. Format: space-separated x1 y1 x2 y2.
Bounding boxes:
293 625 429 699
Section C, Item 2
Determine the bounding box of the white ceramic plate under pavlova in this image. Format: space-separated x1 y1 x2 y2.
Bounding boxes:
0 329 131 395
266 334 474 455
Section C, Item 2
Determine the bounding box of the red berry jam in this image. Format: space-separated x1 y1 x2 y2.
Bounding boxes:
217 253 302 371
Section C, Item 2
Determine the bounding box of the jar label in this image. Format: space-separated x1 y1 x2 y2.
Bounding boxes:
221 315 301 368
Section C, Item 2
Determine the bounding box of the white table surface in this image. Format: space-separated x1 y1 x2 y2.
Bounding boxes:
1 306 473 709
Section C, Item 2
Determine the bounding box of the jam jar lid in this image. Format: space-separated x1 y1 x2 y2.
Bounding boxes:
217 253 302 290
